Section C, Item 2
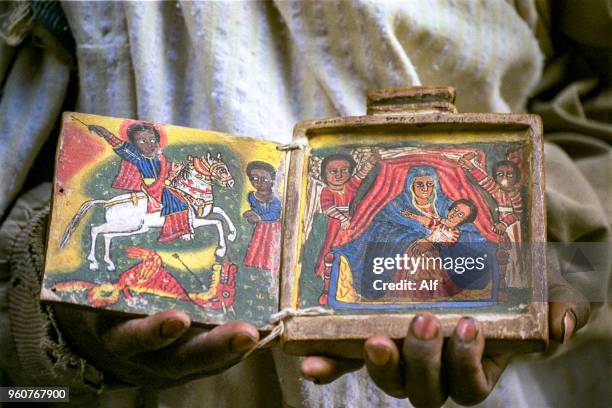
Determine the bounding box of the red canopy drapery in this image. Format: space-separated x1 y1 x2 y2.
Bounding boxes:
334 148 500 246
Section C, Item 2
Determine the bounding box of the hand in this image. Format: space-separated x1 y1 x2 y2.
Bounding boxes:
54 306 260 387
401 210 432 227
458 152 477 171
243 210 261 225
400 209 416 219
301 274 590 406
493 222 507 235
358 315 515 406
88 124 114 139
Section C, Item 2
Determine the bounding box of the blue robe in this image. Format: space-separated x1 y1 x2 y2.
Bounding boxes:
114 142 187 215
247 192 281 221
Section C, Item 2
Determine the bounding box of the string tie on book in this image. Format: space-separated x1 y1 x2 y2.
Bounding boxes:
242 306 333 359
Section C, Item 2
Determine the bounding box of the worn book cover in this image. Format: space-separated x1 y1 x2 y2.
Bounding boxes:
41 87 547 355
42 113 286 329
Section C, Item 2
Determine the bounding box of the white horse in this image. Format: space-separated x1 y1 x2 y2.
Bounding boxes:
61 153 237 271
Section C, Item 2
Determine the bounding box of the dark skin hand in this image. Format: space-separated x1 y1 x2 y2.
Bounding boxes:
301 268 590 407
493 222 507 235
400 210 432 228
51 262 588 398
243 210 262 224
54 306 260 388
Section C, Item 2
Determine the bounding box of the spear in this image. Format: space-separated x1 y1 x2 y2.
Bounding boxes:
70 115 90 127
172 253 208 290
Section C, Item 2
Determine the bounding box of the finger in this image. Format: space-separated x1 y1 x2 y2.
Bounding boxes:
549 301 590 344
446 317 502 406
548 278 590 344
102 310 191 357
363 336 405 398
157 321 259 378
301 356 364 385
403 313 447 408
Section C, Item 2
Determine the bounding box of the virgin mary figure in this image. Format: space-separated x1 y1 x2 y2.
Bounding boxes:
329 165 498 307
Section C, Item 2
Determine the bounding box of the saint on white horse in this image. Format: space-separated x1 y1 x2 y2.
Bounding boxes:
60 121 237 271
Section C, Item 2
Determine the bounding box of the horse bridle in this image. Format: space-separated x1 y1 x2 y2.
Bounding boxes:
192 156 233 185
209 161 233 184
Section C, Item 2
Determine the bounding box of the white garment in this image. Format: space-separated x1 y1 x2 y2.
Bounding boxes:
3 1 609 407
63 0 542 141
63 2 545 406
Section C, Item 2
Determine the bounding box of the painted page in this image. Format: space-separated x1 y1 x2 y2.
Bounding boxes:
42 113 287 328
295 132 533 315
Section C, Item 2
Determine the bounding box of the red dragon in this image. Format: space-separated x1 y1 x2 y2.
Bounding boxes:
50 246 238 314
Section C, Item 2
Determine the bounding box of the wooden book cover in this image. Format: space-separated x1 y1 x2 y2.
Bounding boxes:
42 113 287 329
41 87 547 356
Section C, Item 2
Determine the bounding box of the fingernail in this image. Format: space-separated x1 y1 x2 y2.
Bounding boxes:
366 345 391 366
561 309 576 344
231 333 257 353
411 314 439 341
457 317 478 343
160 319 187 339
304 375 320 384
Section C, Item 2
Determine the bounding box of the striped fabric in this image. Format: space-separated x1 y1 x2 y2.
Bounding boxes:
1 184 102 398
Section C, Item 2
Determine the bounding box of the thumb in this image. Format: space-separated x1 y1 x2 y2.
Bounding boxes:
548 258 590 344
102 310 191 357
549 288 590 344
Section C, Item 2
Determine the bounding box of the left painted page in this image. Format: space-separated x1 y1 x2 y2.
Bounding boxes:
41 112 287 328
